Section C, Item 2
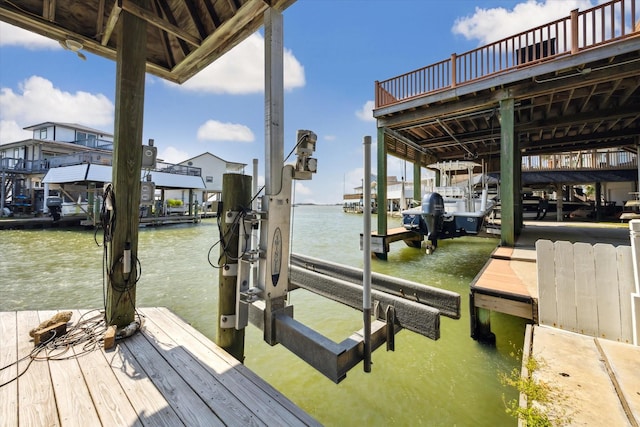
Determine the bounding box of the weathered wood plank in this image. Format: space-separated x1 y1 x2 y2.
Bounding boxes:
121 329 226 426
37 310 102 427
107 334 184 426
16 310 59 426
0 312 18 427
554 241 577 331
145 307 320 426
617 246 635 343
139 314 266 426
473 293 533 319
536 239 557 327
74 310 142 427
574 242 598 336
595 243 623 340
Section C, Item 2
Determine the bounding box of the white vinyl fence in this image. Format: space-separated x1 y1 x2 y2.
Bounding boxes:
537 239 636 343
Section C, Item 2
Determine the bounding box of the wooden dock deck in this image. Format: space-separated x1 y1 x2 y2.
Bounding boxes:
0 307 319 426
524 325 640 426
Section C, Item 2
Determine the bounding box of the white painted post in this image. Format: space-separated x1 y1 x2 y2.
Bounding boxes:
629 220 640 345
363 136 372 372
252 158 258 211
43 182 49 214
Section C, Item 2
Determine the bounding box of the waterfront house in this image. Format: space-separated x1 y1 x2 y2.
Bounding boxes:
0 122 114 214
164 152 247 212
0 122 207 219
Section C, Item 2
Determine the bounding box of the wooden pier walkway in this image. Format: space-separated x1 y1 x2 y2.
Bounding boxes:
0 307 319 427
524 325 640 426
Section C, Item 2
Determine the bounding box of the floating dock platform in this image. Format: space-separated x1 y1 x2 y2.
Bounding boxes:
0 307 319 426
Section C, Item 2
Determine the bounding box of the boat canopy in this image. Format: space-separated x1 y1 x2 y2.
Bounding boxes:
42 164 206 189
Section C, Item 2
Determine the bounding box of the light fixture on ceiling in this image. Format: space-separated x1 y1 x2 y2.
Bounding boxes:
59 39 86 60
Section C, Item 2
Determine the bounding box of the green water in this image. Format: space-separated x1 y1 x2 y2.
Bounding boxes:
0 205 526 426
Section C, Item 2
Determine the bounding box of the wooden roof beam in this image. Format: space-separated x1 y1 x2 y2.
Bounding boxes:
154 0 191 57
96 0 106 39
171 0 268 83
203 0 222 29
150 0 175 67
43 0 55 22
120 0 201 47
183 0 208 40
101 1 122 46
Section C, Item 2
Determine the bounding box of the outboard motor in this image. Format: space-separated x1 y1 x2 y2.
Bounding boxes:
46 196 63 221
422 192 445 253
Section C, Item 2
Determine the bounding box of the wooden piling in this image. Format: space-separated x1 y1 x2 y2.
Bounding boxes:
106 2 147 327
217 173 252 362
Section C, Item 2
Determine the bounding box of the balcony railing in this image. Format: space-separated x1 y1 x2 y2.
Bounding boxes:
522 150 637 171
376 0 639 108
0 157 49 173
1 155 202 177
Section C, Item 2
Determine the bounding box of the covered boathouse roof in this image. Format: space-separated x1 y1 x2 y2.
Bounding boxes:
0 0 296 84
42 163 206 189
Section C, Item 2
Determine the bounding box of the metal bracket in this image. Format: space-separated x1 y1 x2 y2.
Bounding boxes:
225 210 241 224
219 314 236 329
222 263 238 276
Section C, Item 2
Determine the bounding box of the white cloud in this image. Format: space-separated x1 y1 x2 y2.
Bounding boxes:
324 135 336 141
159 146 190 164
0 76 114 141
173 33 305 94
294 182 312 196
196 119 254 142
0 120 31 144
452 1 595 44
0 22 60 49
344 167 365 193
356 100 375 122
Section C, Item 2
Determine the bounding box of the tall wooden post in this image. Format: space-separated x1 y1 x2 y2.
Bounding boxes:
217 173 252 361
413 156 422 203
106 2 147 327
499 98 516 246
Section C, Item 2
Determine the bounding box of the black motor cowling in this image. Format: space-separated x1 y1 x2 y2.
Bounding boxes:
421 192 445 249
46 196 63 221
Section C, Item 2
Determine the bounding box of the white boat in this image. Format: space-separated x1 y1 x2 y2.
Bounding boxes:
401 161 495 251
620 193 640 221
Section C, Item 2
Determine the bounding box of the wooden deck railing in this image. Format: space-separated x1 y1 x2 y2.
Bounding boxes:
522 150 637 171
376 0 639 108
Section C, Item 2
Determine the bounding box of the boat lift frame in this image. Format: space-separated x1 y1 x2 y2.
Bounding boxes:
218 9 461 384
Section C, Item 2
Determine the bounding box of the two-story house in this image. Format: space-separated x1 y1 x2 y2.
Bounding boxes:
0 122 114 214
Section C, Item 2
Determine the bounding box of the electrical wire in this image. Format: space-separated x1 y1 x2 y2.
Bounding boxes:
207 185 265 269
0 310 144 388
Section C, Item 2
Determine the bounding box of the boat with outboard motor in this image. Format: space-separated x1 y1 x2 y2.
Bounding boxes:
401 161 495 253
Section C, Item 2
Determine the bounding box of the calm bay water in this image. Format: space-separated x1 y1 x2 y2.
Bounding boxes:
0 205 526 426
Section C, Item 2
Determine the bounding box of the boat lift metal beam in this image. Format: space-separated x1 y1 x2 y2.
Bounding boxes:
242 253 459 383
290 253 460 319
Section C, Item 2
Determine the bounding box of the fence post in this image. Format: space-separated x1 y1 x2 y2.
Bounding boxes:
450 53 457 88
629 220 640 345
570 9 579 54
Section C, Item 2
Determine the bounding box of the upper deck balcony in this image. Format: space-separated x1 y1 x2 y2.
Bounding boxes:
374 0 640 166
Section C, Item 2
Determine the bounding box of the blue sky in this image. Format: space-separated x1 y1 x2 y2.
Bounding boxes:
0 0 599 203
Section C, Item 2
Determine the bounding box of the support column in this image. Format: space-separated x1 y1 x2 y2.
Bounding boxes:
376 127 388 235
595 181 602 221
413 158 421 204
106 2 147 327
217 173 251 362
556 184 564 222
262 7 286 343
499 98 516 246
2 170 7 213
